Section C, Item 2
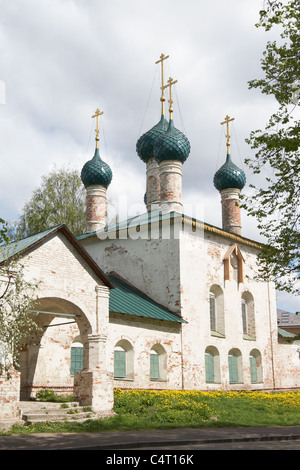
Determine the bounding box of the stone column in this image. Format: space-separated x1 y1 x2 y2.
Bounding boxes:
85 185 107 234
74 285 113 415
146 158 161 212
159 160 183 214
0 369 22 431
220 188 242 235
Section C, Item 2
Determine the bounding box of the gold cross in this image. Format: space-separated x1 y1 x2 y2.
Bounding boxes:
220 115 235 154
155 53 169 115
163 77 178 119
92 108 104 148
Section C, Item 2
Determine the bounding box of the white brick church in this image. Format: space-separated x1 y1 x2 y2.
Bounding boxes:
1 56 299 427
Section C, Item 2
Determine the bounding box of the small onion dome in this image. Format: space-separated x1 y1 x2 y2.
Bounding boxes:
153 119 191 163
213 154 246 191
81 148 112 188
136 115 168 163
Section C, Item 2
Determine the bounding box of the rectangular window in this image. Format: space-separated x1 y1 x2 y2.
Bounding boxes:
150 353 160 379
114 350 126 378
205 353 214 383
210 294 216 331
228 355 238 383
242 300 247 334
250 356 258 383
71 347 83 375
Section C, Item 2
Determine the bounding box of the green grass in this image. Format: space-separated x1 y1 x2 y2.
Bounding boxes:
2 389 300 435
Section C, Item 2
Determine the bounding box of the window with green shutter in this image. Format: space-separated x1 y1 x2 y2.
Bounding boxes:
209 294 216 331
71 346 83 375
228 354 238 383
205 353 214 383
250 355 258 383
114 349 126 378
150 352 160 379
242 299 247 334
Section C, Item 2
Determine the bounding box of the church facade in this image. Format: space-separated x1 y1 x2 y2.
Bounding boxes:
0 55 299 427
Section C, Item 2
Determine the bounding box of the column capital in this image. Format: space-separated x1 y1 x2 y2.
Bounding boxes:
95 285 110 297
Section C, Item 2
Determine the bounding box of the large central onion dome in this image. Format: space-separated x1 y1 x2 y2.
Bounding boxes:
81 148 112 188
153 119 191 163
136 115 169 163
213 154 246 191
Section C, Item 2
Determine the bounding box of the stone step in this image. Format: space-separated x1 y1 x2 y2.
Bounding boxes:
19 401 96 424
19 401 82 412
22 411 95 424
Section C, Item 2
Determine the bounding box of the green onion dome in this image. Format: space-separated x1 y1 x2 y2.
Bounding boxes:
81 148 112 188
136 115 169 163
153 119 191 163
213 154 246 191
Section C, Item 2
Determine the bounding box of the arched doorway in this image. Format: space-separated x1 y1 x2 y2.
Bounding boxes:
19 296 92 401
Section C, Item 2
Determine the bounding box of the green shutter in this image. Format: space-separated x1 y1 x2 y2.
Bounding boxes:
228 355 238 383
205 353 214 383
242 301 247 334
250 355 257 383
150 353 160 379
114 350 126 378
71 347 83 375
210 294 216 331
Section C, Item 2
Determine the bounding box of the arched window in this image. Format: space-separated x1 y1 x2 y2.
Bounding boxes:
209 292 217 332
150 344 167 381
223 244 245 283
114 340 134 380
209 285 225 336
241 291 256 339
205 346 220 383
228 348 243 384
249 349 263 384
70 337 83 376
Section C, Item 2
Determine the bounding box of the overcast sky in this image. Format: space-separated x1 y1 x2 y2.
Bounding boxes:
0 0 298 311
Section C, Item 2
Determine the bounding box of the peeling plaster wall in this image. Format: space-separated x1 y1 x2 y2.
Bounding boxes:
18 232 111 400
82 222 299 391
82 228 181 314
109 314 183 390
179 229 299 390
16 225 298 397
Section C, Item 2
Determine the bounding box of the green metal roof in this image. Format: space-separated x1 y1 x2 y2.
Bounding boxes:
153 119 191 163
108 274 186 324
213 154 246 191
136 114 169 163
81 148 112 188
77 210 181 241
278 327 297 338
0 224 113 288
0 225 63 264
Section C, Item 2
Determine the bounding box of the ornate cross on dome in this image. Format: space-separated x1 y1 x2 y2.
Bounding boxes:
163 77 178 120
220 115 235 155
155 53 169 115
92 108 104 148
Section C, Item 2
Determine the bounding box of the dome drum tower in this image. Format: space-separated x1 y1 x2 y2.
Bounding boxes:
81 109 112 234
213 115 246 236
137 56 190 215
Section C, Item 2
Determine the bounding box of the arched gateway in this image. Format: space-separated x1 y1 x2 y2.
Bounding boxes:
0 224 114 424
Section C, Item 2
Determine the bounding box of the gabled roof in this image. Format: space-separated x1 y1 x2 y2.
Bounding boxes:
0 224 113 288
108 272 186 324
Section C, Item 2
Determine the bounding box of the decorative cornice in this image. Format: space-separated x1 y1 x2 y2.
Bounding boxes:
78 212 262 250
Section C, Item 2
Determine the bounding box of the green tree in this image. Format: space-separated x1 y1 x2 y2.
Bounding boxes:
0 220 40 373
242 0 300 294
10 166 86 240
